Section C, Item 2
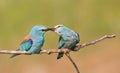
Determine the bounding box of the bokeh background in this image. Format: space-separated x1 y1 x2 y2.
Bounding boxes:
0 0 120 73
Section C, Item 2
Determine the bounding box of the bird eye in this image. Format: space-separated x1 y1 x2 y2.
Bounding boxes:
58 26 61 28
59 31 61 33
55 25 63 29
56 25 62 28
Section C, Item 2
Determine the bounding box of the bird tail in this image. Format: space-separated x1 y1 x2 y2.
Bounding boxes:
10 54 20 58
57 52 64 59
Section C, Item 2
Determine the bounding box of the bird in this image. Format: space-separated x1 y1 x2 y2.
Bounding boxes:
10 25 49 58
49 25 80 59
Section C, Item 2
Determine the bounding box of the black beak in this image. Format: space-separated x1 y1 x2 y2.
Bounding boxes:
47 28 55 31
41 28 51 31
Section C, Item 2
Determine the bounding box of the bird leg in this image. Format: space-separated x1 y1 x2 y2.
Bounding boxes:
47 51 52 55
63 48 70 54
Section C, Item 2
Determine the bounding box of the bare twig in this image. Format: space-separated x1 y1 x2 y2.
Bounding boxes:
0 34 116 73
65 53 80 73
73 34 116 51
0 34 116 54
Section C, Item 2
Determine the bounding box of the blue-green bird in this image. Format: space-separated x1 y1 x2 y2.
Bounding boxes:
10 25 49 58
49 25 80 59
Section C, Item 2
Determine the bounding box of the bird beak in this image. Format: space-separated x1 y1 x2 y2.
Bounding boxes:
47 28 55 31
41 28 52 32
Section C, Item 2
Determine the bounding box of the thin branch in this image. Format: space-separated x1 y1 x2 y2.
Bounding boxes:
0 49 70 54
73 34 116 51
0 34 116 73
0 34 116 54
65 53 80 73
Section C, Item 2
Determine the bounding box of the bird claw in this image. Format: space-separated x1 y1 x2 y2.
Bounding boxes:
47 51 52 55
63 48 70 54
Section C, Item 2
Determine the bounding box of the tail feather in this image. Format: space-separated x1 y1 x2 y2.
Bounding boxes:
10 54 20 58
57 52 64 59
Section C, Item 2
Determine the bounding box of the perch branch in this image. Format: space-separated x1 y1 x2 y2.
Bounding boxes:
65 53 80 73
73 34 116 51
0 34 116 73
0 34 116 54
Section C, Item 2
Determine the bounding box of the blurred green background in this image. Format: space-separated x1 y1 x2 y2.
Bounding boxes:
0 0 120 73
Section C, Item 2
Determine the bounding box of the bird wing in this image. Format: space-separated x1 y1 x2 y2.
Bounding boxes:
57 36 65 59
10 35 33 58
20 35 33 51
58 36 65 49
75 32 80 43
20 35 30 44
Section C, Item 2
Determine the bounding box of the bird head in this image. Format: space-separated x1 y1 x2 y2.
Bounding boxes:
48 24 68 35
32 25 50 32
30 25 50 37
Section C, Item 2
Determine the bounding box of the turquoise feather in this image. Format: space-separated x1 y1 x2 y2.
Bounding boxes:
10 25 47 58
53 25 80 59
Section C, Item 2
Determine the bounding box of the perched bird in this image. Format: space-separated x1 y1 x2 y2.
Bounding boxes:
10 25 49 58
49 25 80 59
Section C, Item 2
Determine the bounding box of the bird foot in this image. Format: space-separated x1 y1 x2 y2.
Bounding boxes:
63 48 70 54
47 51 52 55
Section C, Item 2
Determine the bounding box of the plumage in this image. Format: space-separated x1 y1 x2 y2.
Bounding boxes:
20 35 31 44
50 25 80 59
10 25 48 58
